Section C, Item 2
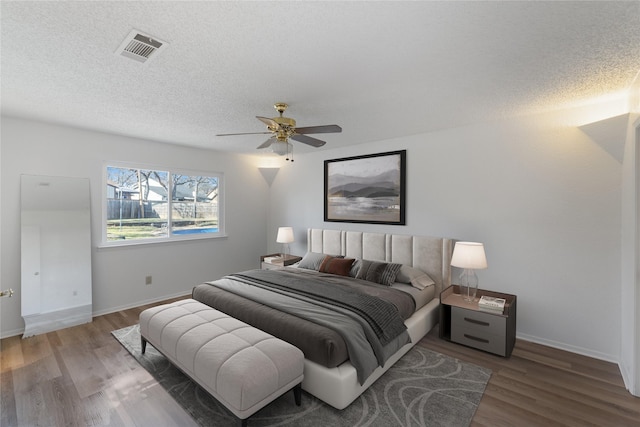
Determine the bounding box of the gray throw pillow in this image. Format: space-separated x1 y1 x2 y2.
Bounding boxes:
349 258 362 277
356 260 402 286
297 252 327 270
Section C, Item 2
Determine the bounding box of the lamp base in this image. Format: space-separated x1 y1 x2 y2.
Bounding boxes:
459 269 478 302
281 243 290 260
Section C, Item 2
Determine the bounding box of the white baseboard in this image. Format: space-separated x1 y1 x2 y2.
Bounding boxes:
1 327 27 339
516 332 618 364
618 359 639 396
91 290 192 317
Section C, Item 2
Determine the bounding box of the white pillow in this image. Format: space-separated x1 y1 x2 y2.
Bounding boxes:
396 265 435 290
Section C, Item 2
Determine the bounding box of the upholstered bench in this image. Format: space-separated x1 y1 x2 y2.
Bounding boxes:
139 299 304 427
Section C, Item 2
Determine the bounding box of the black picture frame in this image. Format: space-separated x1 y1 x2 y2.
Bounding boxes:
324 150 406 225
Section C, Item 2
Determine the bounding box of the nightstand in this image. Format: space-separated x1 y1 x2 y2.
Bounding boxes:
260 253 302 270
439 285 517 357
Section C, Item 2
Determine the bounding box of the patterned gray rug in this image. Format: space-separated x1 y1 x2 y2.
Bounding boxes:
112 325 490 427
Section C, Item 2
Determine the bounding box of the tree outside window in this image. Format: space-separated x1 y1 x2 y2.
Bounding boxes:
105 166 222 243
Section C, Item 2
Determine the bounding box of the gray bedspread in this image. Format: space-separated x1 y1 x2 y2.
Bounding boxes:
197 268 413 384
229 269 410 345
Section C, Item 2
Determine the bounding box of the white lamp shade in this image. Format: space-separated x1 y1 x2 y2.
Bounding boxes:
451 242 487 269
276 227 294 244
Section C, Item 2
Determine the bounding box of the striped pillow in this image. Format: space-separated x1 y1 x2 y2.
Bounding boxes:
356 260 402 286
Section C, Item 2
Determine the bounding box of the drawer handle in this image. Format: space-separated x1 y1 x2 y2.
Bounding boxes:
463 317 490 327
464 334 490 344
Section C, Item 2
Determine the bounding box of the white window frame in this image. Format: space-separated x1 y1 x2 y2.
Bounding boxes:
101 162 225 247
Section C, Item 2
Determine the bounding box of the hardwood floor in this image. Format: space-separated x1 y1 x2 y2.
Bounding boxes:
1 296 198 427
423 332 640 427
2 296 639 426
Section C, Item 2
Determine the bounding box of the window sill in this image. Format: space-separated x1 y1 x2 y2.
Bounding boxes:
97 233 228 249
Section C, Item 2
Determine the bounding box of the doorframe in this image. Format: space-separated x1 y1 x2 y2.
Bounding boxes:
634 121 640 396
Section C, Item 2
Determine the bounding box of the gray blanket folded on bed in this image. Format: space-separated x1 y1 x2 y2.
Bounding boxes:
209 268 412 384
230 269 408 346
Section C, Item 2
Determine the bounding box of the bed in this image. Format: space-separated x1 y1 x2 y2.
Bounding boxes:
192 228 453 409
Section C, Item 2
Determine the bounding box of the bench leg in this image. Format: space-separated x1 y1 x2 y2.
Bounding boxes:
141 336 147 354
293 383 302 406
234 383 301 427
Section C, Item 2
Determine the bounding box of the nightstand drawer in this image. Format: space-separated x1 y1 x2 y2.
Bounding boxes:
451 306 507 356
451 306 506 336
451 327 506 356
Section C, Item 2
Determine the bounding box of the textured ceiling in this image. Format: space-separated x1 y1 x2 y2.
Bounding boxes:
2 1 639 154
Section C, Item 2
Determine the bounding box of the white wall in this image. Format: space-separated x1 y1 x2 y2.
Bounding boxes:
0 116 270 337
268 111 623 362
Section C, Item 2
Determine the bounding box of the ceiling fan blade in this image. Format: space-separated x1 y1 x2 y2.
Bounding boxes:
216 131 272 136
256 138 275 149
294 124 342 134
256 116 279 128
290 134 326 147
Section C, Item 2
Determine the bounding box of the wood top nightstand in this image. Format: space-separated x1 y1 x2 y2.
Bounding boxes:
439 285 517 357
260 253 302 270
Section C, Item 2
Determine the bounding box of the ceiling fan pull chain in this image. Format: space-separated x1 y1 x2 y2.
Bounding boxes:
284 141 294 162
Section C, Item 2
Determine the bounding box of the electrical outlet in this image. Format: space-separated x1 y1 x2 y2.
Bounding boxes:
145 275 152 286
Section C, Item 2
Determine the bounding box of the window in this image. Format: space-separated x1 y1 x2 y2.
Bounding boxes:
104 164 223 245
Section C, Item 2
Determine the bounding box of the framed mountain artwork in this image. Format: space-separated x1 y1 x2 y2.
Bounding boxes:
324 150 406 225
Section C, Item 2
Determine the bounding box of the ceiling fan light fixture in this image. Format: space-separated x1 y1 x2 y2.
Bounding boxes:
217 103 340 158
270 141 291 156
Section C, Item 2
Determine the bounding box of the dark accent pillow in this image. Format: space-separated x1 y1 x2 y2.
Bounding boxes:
319 255 355 277
356 260 402 286
298 251 327 270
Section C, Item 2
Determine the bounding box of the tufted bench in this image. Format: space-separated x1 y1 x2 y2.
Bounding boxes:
139 299 304 427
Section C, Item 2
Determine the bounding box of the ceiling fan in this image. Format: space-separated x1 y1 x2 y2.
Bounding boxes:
216 103 342 161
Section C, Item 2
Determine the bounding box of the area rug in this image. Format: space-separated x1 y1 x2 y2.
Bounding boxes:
112 325 490 427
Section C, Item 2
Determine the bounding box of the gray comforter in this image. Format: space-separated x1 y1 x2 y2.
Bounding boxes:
199 268 413 384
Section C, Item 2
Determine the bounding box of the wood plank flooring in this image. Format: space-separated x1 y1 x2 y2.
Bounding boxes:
422 332 640 427
2 296 639 426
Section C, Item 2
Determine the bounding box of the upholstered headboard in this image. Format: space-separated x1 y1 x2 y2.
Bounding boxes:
307 228 453 296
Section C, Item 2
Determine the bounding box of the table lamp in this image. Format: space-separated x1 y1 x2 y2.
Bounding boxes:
276 227 294 259
451 241 487 301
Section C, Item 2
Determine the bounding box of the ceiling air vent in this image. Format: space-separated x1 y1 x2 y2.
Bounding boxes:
115 30 167 64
